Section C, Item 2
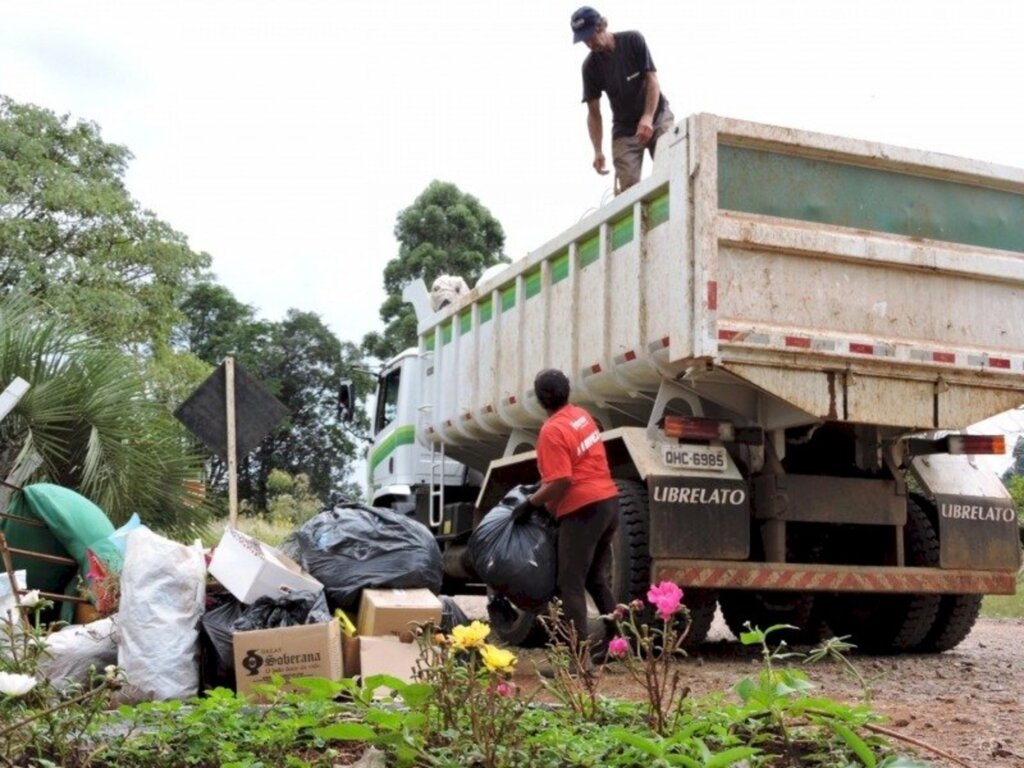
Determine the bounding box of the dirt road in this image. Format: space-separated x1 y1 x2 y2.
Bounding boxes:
456 597 1024 767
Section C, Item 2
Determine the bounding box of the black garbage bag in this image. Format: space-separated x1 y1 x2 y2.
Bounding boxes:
466 485 557 611
199 593 245 690
440 595 470 632
232 590 331 632
282 503 443 610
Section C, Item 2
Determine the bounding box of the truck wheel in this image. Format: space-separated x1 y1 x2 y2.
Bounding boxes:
915 594 983 653
486 592 547 648
611 479 716 648
823 497 940 653
719 590 823 645
612 479 652 604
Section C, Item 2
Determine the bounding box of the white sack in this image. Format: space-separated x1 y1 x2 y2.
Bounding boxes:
117 527 205 701
39 618 118 690
430 275 469 311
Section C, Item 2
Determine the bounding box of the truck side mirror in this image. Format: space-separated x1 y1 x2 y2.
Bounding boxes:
338 380 356 422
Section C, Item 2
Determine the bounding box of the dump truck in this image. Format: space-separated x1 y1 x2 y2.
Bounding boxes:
367 113 1023 653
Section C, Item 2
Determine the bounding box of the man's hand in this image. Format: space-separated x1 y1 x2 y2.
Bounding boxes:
512 497 541 523
593 152 610 175
635 116 654 144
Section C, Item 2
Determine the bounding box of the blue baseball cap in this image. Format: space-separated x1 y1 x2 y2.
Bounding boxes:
571 6 601 44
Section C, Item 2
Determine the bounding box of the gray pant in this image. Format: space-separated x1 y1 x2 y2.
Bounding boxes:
611 106 676 194
556 496 620 644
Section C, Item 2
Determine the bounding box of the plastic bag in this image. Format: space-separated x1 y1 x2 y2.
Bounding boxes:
283 503 442 610
39 618 118 690
117 527 205 702
466 485 558 611
440 595 469 632
232 590 331 632
199 594 245 691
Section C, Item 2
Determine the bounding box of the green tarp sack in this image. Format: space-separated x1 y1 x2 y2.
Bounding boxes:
0 484 116 596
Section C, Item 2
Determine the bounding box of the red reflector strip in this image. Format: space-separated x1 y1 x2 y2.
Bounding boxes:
948 435 1006 454
933 352 955 364
707 281 718 310
719 330 739 341
849 343 874 355
590 363 602 375
483 404 494 414
508 396 517 405
988 358 1011 369
785 336 811 349
463 413 472 421
624 350 636 362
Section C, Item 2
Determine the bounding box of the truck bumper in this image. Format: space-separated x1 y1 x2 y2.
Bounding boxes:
654 559 1018 595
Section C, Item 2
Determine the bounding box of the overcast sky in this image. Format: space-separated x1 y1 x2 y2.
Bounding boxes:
2 0 1023 466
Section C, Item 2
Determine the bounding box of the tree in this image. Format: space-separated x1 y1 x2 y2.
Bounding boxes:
175 284 373 511
1001 436 1024 485
362 180 507 361
0 95 210 351
0 297 210 538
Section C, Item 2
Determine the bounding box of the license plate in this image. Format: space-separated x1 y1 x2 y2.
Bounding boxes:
662 444 727 471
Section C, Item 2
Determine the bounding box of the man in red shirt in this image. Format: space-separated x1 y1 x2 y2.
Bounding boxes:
514 368 620 654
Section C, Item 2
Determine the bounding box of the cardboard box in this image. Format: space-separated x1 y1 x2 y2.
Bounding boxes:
359 635 420 688
357 588 443 637
342 634 360 678
233 621 343 696
209 527 323 604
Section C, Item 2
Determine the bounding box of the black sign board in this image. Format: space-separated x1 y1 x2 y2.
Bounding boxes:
174 361 290 462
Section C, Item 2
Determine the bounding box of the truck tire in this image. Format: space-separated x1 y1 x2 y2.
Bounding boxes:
822 497 940 654
612 479 716 648
904 495 984 653
915 594 983 653
719 590 824 645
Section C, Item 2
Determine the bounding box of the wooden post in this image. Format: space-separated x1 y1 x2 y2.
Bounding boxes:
225 356 239 528
0 532 30 632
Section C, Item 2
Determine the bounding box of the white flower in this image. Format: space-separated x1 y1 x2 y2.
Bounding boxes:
0 671 38 697
20 590 41 608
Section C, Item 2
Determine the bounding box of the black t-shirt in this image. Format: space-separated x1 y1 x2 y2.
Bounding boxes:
581 31 667 139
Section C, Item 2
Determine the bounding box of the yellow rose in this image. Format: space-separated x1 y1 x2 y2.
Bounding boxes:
479 644 516 673
450 620 491 650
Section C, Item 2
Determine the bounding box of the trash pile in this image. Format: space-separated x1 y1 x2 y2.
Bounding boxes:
2 490 454 702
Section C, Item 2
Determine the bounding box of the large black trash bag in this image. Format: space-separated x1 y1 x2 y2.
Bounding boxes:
467 485 557 611
199 593 245 691
282 503 443 610
232 590 332 632
440 595 469 632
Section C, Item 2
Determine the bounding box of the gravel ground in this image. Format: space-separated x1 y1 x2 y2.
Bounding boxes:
454 596 1024 767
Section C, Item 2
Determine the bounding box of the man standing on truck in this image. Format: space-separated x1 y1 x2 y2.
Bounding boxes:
571 6 674 193
513 368 620 660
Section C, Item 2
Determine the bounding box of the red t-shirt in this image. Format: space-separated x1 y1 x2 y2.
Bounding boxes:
536 404 618 518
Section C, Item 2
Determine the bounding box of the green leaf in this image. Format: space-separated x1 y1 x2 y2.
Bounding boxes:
362 674 410 696
829 722 877 768
291 677 340 699
608 727 665 758
312 722 377 742
738 629 764 646
365 709 404 730
397 682 435 708
705 747 759 768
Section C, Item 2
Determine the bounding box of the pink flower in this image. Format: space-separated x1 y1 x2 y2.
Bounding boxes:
647 581 684 621
608 636 630 658
496 682 515 698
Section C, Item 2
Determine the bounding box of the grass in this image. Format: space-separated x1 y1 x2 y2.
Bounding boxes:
981 574 1024 618
201 515 297 548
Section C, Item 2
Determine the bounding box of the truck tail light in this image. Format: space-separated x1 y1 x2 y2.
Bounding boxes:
906 434 1006 456
663 416 734 441
947 435 1005 455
